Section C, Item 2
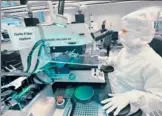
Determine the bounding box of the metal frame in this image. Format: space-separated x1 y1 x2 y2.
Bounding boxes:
1 1 111 17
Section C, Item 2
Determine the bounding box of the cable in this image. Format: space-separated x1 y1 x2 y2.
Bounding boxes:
25 39 45 73
32 44 44 73
25 39 54 84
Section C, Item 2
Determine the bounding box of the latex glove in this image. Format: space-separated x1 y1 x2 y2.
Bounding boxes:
98 56 109 63
98 56 109 69
101 93 129 116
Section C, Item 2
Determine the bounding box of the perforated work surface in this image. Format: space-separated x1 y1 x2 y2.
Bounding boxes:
72 101 98 116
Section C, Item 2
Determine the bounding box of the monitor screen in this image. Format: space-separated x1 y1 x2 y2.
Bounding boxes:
75 14 85 23
24 18 40 27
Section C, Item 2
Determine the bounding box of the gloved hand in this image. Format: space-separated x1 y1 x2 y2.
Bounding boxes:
98 56 109 69
101 93 129 116
98 56 109 63
101 90 146 115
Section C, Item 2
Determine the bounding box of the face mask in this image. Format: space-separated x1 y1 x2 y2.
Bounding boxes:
120 37 143 49
119 29 143 49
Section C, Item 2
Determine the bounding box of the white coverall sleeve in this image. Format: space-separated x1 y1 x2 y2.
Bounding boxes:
99 49 124 66
127 63 162 114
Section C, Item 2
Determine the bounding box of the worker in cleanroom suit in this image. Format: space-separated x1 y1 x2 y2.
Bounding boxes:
99 7 162 116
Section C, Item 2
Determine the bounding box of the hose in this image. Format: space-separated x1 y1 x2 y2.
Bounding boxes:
32 44 44 73
25 39 54 84
25 39 45 73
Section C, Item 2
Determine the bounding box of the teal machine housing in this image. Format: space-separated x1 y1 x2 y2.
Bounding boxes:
25 23 99 84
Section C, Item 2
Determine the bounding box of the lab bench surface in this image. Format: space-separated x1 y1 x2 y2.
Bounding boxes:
52 74 111 116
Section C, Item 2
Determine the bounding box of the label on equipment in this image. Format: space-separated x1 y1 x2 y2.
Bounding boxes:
8 27 41 50
92 68 105 81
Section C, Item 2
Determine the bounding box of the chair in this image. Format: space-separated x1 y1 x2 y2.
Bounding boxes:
149 35 162 57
